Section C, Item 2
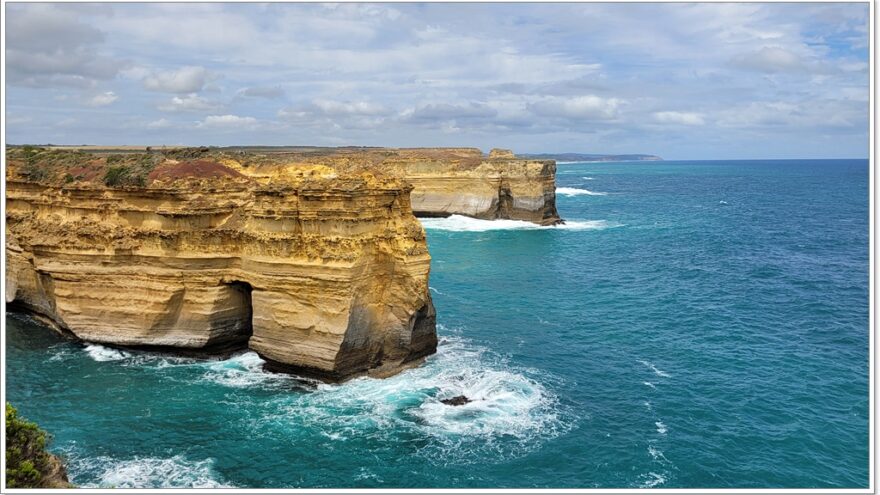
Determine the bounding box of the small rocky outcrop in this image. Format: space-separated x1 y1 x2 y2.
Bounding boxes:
440 395 472 406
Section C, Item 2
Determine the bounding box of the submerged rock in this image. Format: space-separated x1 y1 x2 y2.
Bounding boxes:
440 395 472 406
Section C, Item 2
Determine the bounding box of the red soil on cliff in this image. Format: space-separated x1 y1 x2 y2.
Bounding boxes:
148 160 245 181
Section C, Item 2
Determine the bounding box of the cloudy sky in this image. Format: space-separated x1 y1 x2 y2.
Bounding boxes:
4 2 869 159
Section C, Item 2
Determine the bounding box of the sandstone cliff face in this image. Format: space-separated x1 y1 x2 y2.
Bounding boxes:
6 148 436 381
209 146 563 225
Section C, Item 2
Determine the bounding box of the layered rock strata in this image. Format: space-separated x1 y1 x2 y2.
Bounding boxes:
241 147 563 225
6 149 436 381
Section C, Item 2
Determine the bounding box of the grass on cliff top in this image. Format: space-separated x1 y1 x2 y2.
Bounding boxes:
5 402 72 488
7 146 163 187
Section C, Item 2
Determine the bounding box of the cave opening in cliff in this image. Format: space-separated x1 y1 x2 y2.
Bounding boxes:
225 281 254 340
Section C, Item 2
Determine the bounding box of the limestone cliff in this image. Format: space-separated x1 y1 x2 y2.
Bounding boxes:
5 148 436 381
199 146 563 225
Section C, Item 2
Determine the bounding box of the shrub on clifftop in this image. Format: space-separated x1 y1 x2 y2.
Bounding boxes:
5 403 71 488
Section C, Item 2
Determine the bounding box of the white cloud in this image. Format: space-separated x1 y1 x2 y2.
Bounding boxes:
278 99 390 130
86 91 118 107
311 99 387 116
3 3 869 158
158 94 222 112
237 86 285 99
147 118 173 129
197 115 258 128
528 95 623 120
716 100 863 129
143 66 211 93
401 102 497 123
652 111 705 126
6 4 123 87
731 46 807 73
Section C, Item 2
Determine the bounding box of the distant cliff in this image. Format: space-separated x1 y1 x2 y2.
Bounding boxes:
518 153 662 162
6 147 436 381
28 146 564 225
205 146 563 225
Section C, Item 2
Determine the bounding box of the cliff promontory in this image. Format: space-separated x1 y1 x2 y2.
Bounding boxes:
6 147 437 381
183 146 563 225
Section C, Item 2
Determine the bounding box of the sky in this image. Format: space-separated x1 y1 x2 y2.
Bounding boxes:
4 2 870 159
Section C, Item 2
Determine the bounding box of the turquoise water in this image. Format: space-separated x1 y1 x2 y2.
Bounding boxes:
6 159 869 488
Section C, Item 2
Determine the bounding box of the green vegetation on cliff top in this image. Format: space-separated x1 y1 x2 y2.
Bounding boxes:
5 403 72 488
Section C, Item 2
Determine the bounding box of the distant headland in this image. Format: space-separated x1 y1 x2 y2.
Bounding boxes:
518 153 663 162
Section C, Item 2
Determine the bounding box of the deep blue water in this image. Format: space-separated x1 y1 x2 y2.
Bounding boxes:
5 159 869 488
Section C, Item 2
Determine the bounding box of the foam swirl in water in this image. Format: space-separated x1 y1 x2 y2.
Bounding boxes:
74 331 571 464
262 333 572 463
63 452 233 488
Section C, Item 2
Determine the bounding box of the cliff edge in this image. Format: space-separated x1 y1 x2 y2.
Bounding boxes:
6 147 437 381
249 147 563 225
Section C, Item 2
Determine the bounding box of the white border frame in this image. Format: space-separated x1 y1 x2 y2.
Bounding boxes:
0 0 875 493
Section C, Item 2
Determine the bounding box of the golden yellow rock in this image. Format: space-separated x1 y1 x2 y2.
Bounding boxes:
488 148 516 159
203 146 563 225
5 148 436 381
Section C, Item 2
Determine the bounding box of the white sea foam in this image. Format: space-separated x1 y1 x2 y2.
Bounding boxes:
84 344 130 362
655 420 668 435
581 177 595 180
263 335 570 463
47 344 75 362
643 381 656 389
648 444 669 463
419 215 619 232
75 331 569 464
82 344 197 369
556 187 607 196
200 352 288 388
638 360 671 378
67 453 233 488
79 343 308 390
639 471 667 488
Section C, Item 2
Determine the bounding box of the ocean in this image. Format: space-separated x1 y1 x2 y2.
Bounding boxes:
5 159 869 488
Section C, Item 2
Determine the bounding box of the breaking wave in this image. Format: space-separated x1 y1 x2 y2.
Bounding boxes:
84 344 130 362
81 344 198 369
420 215 620 232
78 344 311 390
260 332 572 464
556 187 608 196
71 326 571 466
